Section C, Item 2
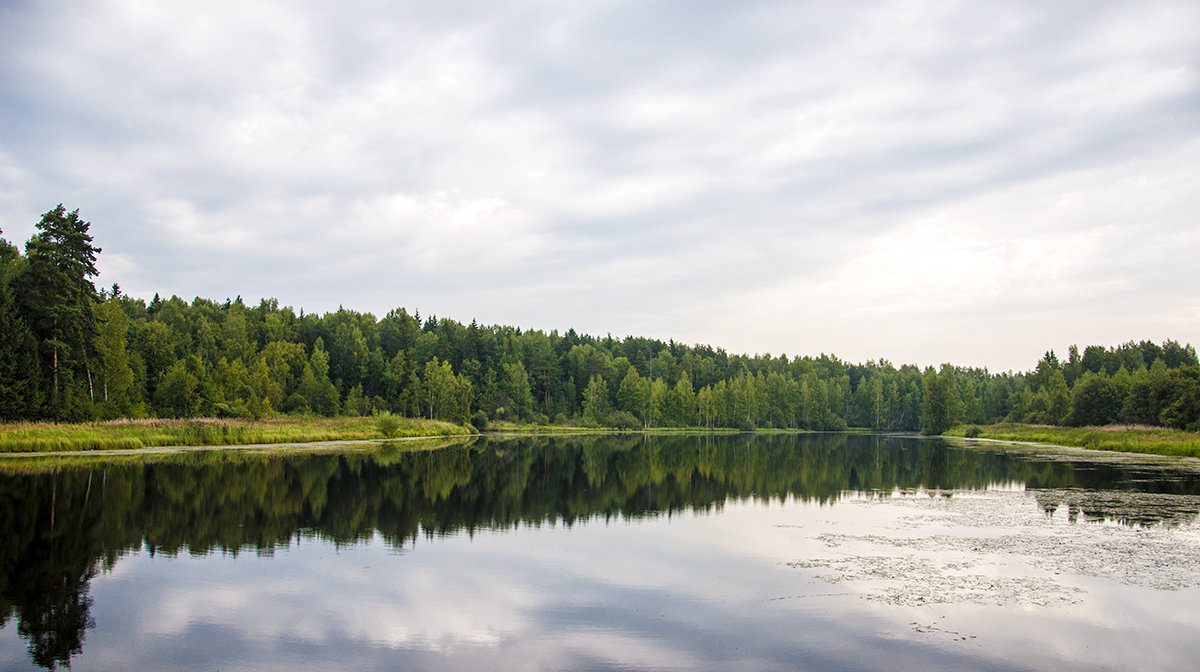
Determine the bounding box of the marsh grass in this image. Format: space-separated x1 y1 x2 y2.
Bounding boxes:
946 422 1200 458
0 416 470 453
0 434 475 473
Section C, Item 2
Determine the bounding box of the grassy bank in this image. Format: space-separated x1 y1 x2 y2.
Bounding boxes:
0 435 474 473
0 416 472 453
945 422 1200 458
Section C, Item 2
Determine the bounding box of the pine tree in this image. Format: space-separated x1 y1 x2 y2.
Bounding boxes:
18 205 102 418
0 235 44 419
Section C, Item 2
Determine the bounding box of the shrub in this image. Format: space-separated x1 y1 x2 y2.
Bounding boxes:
376 411 401 438
963 425 982 438
609 410 642 430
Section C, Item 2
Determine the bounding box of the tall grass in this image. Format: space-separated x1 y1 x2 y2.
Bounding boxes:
0 416 471 453
0 435 476 473
945 422 1200 458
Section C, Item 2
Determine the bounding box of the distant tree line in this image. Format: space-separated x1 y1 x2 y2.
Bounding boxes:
2 206 1199 432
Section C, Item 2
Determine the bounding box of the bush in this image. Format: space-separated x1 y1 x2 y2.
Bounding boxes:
609 410 642 430
376 411 401 438
963 425 982 438
471 410 490 432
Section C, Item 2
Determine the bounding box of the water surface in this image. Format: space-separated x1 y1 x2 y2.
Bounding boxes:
2 433 1199 670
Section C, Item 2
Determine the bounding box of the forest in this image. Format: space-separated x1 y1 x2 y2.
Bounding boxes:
2 205 1199 433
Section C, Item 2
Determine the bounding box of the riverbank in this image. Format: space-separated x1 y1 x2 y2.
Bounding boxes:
944 422 1200 458
0 416 472 453
6 417 1196 459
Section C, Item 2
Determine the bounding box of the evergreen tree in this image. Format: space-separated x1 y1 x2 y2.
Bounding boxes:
921 367 954 435
18 205 102 417
0 235 44 419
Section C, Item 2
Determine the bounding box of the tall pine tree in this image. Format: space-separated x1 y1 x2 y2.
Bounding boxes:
18 205 102 419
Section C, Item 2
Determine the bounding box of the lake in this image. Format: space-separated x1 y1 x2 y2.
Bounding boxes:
2 433 1200 671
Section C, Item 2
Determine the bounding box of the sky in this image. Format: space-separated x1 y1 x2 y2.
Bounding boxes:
1 0 1197 373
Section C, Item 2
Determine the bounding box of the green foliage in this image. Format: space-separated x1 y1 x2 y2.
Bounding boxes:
499 361 534 420
1158 366 1200 430
582 375 610 427
92 299 136 418
2 206 1198 436
945 422 1200 458
17 206 102 418
376 411 401 438
921 366 955 435
616 367 648 424
1066 371 1124 426
0 416 470 452
0 238 44 420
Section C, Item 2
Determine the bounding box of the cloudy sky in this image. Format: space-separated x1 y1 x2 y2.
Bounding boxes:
1 0 1197 372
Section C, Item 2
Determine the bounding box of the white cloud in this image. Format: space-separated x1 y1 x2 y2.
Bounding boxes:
1 0 1197 369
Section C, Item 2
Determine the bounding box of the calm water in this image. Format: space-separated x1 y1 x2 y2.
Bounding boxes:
3 433 1200 671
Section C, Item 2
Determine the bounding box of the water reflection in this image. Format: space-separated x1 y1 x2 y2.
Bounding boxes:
2 433 1200 669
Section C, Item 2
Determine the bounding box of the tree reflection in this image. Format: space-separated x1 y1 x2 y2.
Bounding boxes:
1 472 101 670
2 433 1199 668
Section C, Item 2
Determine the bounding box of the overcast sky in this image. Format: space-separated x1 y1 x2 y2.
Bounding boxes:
2 1 1197 372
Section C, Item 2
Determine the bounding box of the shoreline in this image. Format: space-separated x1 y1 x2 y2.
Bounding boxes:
3 419 1196 461
0 433 474 459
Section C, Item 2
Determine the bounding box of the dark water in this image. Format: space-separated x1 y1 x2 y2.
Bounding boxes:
2 433 1200 671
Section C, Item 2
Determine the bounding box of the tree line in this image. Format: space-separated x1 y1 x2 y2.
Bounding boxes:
2 205 1199 432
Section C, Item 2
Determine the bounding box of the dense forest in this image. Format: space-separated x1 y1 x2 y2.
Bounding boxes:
2 206 1199 432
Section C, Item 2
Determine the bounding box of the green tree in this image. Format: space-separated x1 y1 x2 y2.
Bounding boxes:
0 234 44 419
134 320 178 401
299 338 340 416
616 368 649 425
500 361 534 420
1044 370 1071 425
1158 366 1200 430
648 378 668 427
154 358 200 417
19 205 102 417
92 299 135 418
1066 371 1122 426
344 383 367 416
697 385 716 428
582 375 610 426
421 357 471 423
663 375 697 426
921 367 955 435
